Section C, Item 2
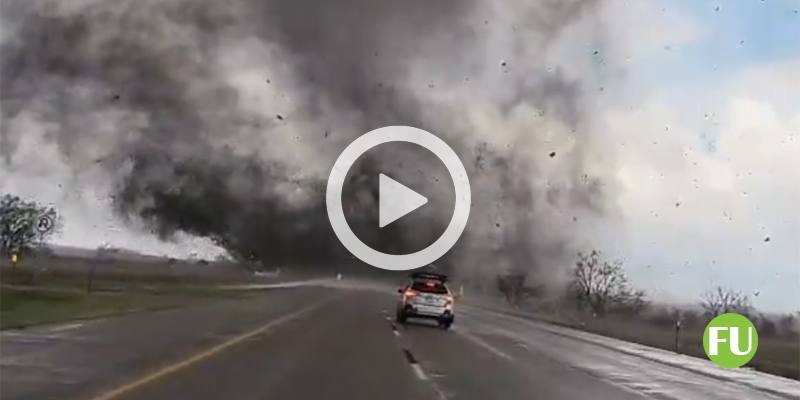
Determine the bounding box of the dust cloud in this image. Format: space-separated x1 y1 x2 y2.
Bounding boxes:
1 0 614 288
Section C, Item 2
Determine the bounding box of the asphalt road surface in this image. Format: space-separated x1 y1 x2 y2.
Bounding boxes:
1 284 795 400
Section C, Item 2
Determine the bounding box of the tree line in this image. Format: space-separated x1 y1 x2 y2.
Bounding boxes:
496 247 794 334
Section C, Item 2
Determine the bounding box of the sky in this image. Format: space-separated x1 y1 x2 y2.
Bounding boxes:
1 0 798 312
579 0 800 312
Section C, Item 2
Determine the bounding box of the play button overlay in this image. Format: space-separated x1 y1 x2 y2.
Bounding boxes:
379 174 428 228
326 126 471 271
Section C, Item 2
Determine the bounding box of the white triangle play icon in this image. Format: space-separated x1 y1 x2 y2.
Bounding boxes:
379 174 428 228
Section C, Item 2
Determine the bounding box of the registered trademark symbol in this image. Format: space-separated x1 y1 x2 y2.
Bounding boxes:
36 215 54 233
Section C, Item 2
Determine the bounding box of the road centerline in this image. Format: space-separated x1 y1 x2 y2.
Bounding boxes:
85 299 331 400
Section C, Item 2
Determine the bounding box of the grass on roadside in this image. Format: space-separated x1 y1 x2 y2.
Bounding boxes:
0 285 254 330
0 262 270 330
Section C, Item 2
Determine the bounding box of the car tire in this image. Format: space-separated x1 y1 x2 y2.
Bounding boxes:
396 311 407 324
439 319 452 330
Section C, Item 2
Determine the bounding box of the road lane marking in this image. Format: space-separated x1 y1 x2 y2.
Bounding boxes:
401 347 449 400
85 300 329 400
390 322 401 336
402 349 428 381
452 327 513 361
48 322 85 332
1 332 64 339
410 364 428 381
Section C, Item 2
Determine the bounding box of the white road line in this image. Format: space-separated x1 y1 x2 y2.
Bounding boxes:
410 363 429 381
453 327 513 361
413 363 450 400
401 347 448 399
389 322 400 336
48 322 85 333
1 332 66 340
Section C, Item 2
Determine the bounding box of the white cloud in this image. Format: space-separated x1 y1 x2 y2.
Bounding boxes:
596 59 800 312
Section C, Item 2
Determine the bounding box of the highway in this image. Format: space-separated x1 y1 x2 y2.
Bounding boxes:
1 283 797 400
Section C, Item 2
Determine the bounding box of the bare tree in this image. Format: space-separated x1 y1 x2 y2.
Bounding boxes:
699 286 751 318
778 313 799 336
755 314 777 337
612 288 649 316
1 194 59 257
572 250 647 315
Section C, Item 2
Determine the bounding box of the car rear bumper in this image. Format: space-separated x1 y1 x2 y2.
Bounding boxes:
404 304 454 320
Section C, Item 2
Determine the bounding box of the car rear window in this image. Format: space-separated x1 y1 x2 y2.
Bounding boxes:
411 280 448 294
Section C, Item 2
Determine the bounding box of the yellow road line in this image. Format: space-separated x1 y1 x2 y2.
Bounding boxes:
86 300 328 400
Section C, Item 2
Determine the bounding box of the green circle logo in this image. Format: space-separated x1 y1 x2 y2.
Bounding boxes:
703 313 758 368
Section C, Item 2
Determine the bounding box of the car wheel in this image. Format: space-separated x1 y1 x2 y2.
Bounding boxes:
439 319 452 330
396 311 407 324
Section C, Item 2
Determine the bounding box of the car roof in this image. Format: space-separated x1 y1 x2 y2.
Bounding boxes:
410 271 448 282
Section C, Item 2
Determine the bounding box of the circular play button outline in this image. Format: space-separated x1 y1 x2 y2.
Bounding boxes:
326 126 471 271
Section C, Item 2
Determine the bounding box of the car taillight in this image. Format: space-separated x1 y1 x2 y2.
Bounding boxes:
403 289 417 300
445 295 454 307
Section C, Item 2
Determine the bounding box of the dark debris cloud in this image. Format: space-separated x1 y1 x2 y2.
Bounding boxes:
1 0 611 282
